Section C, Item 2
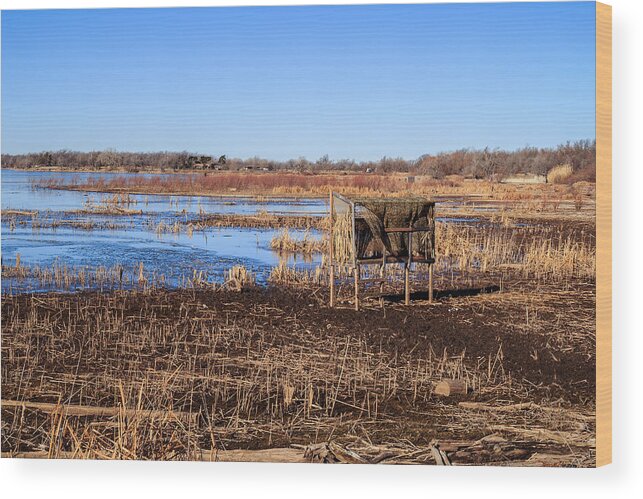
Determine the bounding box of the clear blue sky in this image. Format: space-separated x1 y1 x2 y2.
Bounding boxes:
1 2 596 161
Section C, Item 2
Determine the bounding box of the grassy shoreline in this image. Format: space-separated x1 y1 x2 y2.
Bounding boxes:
42 183 331 199
33 170 596 205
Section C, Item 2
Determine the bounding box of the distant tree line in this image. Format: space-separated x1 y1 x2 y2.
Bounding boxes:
414 140 596 181
0 150 227 171
1 140 595 181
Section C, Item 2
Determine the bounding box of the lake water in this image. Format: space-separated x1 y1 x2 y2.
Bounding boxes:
1 169 326 293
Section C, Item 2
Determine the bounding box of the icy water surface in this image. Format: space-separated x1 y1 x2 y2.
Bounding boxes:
1 170 325 292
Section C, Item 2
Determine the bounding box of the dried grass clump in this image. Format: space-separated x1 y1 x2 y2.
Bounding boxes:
153 220 182 235
547 164 573 184
225 265 256 290
268 262 324 285
194 212 326 231
521 237 595 279
77 194 142 215
1 253 28 278
331 212 355 265
1 260 165 292
270 229 326 254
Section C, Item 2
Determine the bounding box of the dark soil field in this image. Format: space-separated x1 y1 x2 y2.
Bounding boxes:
1 277 596 466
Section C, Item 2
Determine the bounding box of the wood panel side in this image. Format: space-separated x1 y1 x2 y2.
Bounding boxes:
595 0 612 468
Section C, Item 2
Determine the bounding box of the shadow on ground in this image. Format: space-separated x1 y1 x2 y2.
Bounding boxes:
381 285 501 303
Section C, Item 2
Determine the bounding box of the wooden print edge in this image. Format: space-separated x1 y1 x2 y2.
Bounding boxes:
595 0 612 468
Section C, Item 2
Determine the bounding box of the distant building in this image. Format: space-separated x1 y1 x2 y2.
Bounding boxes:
500 173 547 184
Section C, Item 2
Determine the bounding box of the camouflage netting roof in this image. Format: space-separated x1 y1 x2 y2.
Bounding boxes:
332 195 435 263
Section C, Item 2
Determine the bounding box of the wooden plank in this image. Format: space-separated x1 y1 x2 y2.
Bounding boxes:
357 257 435 265
351 200 357 269
333 191 353 207
431 445 452 466
384 227 434 233
596 1 612 468
379 249 386 308
404 263 410 305
354 264 360 311
329 190 335 308
428 263 434 303
405 231 412 305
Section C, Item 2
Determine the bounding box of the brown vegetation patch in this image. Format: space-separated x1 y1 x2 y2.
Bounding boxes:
2 280 595 465
193 212 327 230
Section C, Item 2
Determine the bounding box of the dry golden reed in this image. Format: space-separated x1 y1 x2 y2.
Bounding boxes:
225 265 256 290
435 222 595 280
270 229 326 254
547 164 573 184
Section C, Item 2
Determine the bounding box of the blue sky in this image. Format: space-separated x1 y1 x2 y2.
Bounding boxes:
1 2 596 160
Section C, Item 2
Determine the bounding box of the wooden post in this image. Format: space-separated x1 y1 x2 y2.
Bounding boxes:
354 264 360 311
405 232 412 305
428 262 434 303
329 190 335 308
379 251 386 308
429 202 436 304
351 199 358 311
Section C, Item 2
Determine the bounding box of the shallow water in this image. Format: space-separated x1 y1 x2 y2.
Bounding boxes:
1 169 327 215
1 170 486 294
1 169 324 292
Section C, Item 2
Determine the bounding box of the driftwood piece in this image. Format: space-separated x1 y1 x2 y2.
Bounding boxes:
433 379 467 397
1 448 308 463
370 451 398 464
1 399 198 423
303 442 368 464
459 401 537 412
431 444 452 465
303 442 335 463
201 448 308 463
2 438 585 466
486 425 596 448
458 401 595 421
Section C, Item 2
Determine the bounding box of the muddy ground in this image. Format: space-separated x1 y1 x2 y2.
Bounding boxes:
1 277 596 466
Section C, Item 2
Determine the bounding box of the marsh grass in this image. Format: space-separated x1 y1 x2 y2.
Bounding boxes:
268 262 325 285
38 172 592 206
225 265 256 290
435 222 595 280
1 259 160 292
270 229 326 254
192 211 327 231
547 164 573 184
